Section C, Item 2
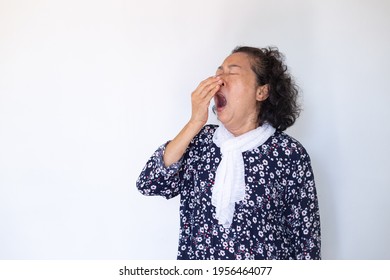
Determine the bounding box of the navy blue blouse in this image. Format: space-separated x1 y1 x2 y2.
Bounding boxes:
136 125 321 260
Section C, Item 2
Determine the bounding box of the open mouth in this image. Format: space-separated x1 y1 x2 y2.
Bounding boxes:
214 92 227 109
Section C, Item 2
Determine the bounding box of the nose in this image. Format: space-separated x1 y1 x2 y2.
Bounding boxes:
218 75 226 86
215 73 226 86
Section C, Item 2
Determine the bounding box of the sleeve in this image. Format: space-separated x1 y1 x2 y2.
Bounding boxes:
284 150 321 260
136 141 184 199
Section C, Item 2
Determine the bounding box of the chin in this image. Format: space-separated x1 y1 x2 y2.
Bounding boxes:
216 112 228 125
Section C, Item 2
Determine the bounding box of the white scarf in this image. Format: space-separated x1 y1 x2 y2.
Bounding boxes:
212 123 276 228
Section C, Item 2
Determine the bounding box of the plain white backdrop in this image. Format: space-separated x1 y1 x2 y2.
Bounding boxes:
1 0 389 259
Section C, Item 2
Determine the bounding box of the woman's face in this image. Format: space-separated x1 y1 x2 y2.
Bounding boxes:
214 52 268 135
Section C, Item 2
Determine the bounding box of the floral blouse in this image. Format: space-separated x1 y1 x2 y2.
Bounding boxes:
136 125 321 260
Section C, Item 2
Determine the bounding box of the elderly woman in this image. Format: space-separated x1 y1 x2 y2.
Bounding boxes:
136 46 321 260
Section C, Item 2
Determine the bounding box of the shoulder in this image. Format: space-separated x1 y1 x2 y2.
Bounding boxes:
201 124 219 136
190 124 219 145
267 130 311 162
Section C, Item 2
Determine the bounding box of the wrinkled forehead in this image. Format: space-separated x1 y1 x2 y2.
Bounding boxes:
218 52 252 70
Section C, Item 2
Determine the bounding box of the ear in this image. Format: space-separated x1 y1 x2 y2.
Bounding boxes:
256 84 269 102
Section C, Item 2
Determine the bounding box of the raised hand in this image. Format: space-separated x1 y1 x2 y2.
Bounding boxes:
190 76 223 127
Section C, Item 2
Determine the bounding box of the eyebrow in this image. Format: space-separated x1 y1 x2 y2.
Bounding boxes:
217 64 242 71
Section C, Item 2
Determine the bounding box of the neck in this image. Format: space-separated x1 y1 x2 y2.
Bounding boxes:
225 120 258 137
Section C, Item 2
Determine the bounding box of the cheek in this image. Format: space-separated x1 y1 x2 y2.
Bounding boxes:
229 93 254 109
226 78 257 103
228 79 247 93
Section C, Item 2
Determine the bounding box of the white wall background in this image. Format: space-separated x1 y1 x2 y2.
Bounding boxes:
1 0 389 259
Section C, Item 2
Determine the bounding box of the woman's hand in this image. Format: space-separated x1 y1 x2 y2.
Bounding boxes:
190 76 223 127
163 76 223 167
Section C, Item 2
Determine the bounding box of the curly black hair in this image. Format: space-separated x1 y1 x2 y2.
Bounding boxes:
232 46 301 131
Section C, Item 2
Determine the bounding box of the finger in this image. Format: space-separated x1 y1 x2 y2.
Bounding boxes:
198 79 223 98
204 83 221 100
201 79 223 98
196 76 221 94
193 83 220 108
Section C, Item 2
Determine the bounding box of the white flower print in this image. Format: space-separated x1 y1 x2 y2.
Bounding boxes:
137 125 321 260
